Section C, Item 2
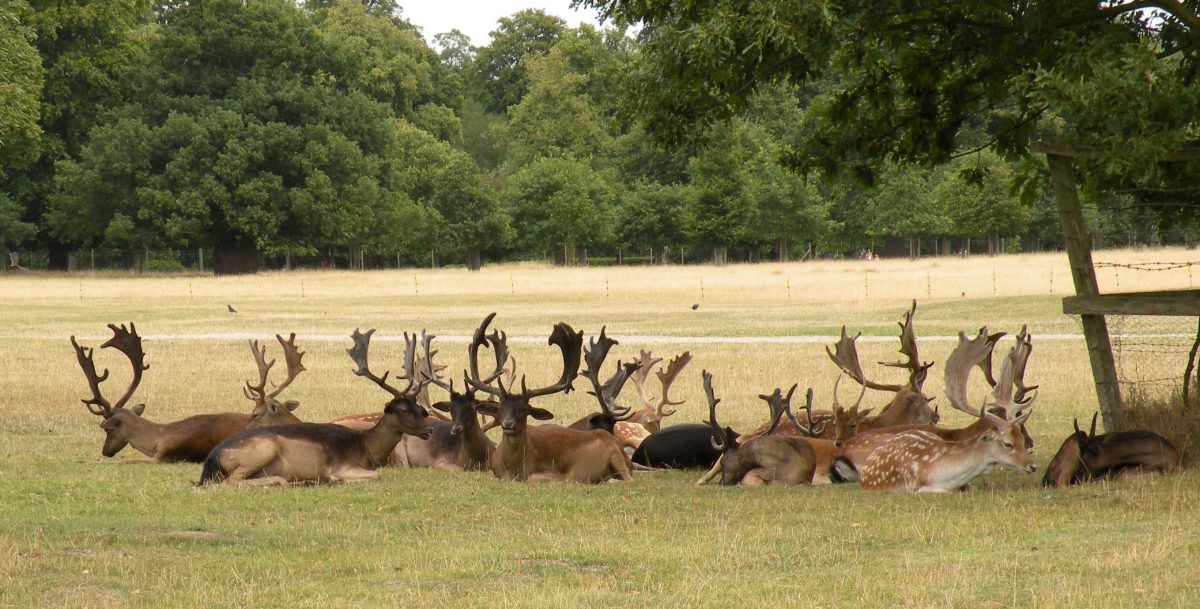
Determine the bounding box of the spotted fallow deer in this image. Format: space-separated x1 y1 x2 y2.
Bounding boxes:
701 372 818 486
198 329 432 485
848 327 1037 492
832 327 1035 479
1043 412 1181 487
465 313 633 483
71 324 286 463
612 349 693 450
242 333 307 429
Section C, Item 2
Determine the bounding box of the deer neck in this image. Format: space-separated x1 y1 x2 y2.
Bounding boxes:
360 417 407 467
460 413 492 462
495 426 534 478
119 415 168 458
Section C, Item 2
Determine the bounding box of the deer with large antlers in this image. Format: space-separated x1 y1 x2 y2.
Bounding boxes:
701 372 818 485
466 313 633 483
843 327 1037 492
242 334 308 429
1043 412 1181 487
370 332 497 471
565 329 642 433
612 349 693 450
696 379 829 484
198 329 433 485
71 324 269 463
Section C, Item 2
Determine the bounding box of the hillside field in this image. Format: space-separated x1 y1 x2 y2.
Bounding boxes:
1 248 1197 608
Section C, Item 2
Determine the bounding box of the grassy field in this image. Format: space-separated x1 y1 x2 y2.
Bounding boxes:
1 248 1198 608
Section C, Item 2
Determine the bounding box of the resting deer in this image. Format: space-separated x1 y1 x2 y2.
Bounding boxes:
71 324 279 463
701 372 818 486
242 334 307 429
330 344 449 430
612 349 692 450
381 333 496 471
832 328 1035 479
845 327 1037 492
696 382 829 485
465 313 634 483
1043 412 1182 487
198 329 432 485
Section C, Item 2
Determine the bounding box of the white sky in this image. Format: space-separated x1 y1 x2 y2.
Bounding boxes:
399 1 606 47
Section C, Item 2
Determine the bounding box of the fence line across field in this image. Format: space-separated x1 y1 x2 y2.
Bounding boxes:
16 331 1199 345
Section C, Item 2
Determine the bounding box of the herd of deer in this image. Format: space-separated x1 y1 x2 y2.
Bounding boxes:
69 302 1183 491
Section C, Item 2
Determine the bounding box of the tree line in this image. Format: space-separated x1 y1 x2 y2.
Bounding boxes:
1 0 1194 273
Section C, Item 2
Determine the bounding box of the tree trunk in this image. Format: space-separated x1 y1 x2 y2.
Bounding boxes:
213 242 265 275
778 239 788 262
466 245 482 271
46 239 70 271
712 246 727 265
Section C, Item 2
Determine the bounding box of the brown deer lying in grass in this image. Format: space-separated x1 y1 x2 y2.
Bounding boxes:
71 324 303 463
379 333 496 471
198 329 432 485
612 349 692 450
701 373 818 486
842 327 1037 492
1043 413 1182 487
466 314 634 483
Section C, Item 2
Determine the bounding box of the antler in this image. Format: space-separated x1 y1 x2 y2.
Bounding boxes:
878 300 935 390
826 326 903 392
347 328 404 398
465 313 510 397
581 327 639 419
943 328 1003 416
758 384 799 436
702 370 731 451
629 350 664 408
990 327 1038 418
519 322 583 399
244 333 307 402
419 330 454 393
629 349 692 418
830 373 867 413
71 323 149 418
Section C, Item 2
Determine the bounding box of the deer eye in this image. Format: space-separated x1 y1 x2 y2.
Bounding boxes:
1002 442 1014 449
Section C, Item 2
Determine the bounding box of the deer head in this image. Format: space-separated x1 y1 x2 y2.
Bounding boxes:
70 323 150 457
944 326 1037 473
347 328 433 440
629 349 692 431
829 374 870 447
466 313 583 436
418 331 492 437
243 333 306 429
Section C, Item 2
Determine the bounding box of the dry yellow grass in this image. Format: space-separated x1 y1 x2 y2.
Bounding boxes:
1 247 1198 608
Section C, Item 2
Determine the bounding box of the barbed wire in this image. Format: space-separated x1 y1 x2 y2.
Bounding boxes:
1093 261 1200 271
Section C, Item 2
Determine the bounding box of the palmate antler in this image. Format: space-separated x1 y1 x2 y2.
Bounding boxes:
944 327 1035 426
630 349 692 418
70 323 149 418
464 313 582 402
581 327 640 421
347 328 431 400
758 385 824 437
825 300 933 393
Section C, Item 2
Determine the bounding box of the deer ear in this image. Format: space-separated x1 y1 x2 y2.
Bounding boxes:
431 400 451 413
529 407 554 421
131 404 146 416
859 408 874 418
475 401 499 415
284 400 301 412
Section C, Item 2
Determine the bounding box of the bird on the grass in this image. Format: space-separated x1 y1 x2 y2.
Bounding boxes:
691 303 700 310
227 304 238 313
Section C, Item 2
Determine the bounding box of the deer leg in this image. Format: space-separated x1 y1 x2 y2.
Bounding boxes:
233 476 292 487
739 469 768 486
331 467 381 483
696 456 723 485
608 452 633 482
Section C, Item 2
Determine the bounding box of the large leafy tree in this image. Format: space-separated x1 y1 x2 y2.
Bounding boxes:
2 0 154 268
580 0 1200 218
505 156 616 264
471 9 565 113
49 0 437 273
0 0 41 173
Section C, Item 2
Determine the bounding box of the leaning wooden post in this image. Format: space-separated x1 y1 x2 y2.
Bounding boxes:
1044 151 1122 429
